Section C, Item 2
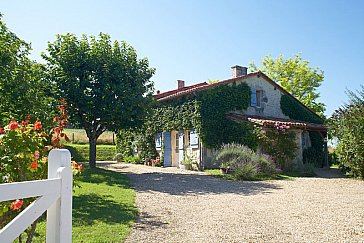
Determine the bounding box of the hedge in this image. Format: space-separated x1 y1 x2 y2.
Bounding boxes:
64 144 116 162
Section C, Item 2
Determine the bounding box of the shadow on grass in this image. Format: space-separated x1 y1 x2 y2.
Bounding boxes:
79 167 130 188
72 193 137 226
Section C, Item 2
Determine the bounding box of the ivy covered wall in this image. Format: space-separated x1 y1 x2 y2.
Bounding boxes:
280 94 325 166
116 82 256 159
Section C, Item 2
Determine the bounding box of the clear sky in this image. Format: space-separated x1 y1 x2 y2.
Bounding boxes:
1 0 363 116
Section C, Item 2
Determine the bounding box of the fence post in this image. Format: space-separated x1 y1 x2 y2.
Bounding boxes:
46 149 72 243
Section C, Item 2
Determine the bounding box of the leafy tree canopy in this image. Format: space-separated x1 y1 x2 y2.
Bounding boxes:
0 13 55 126
249 53 325 116
329 86 364 178
43 33 155 167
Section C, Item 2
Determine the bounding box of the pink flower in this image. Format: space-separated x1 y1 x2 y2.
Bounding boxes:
34 151 40 160
9 121 18 130
10 199 23 211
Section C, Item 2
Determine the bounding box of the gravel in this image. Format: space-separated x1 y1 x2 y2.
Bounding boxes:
100 162 364 242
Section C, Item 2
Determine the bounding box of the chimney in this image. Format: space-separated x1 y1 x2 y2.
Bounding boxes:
177 80 185 89
231 65 248 78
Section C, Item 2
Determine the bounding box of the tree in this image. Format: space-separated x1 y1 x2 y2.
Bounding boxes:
43 33 155 167
0 14 56 126
249 53 325 115
329 86 364 178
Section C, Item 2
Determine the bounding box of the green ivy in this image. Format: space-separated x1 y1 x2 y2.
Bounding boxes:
116 82 257 158
280 95 324 124
280 94 325 166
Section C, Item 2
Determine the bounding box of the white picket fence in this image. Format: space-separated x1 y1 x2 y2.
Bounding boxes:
0 149 73 243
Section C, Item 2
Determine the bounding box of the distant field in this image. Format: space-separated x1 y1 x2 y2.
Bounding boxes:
64 128 115 145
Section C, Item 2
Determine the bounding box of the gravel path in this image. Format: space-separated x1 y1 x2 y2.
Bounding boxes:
100 162 364 242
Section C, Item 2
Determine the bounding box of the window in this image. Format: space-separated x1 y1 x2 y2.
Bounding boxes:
189 129 199 148
256 90 263 107
251 87 263 107
155 133 162 148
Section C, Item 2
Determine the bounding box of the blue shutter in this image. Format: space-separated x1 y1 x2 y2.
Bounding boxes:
189 129 199 148
251 87 257 107
163 132 172 167
155 133 162 149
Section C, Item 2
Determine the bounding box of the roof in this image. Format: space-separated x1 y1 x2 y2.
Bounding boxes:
153 71 323 123
227 113 327 132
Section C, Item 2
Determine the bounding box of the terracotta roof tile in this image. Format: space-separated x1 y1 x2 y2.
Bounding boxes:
227 113 327 132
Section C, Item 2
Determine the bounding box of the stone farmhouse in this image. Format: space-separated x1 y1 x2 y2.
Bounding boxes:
152 65 327 170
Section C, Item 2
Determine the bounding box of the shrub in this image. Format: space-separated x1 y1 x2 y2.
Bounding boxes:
113 153 123 162
255 124 297 170
232 162 258 180
329 88 364 178
123 155 143 164
215 143 278 180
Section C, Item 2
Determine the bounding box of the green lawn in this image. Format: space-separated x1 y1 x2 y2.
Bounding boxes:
32 167 137 242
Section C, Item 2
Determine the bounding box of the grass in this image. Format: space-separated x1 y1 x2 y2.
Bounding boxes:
64 143 116 162
64 128 115 145
32 167 137 242
204 169 314 181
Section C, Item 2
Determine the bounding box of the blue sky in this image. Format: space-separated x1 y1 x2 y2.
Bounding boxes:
1 0 363 116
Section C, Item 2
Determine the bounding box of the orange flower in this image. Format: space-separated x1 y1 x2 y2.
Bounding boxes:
31 161 38 169
10 199 23 211
34 121 42 130
0 127 4 134
9 121 18 130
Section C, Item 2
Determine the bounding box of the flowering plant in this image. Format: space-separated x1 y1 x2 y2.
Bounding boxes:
150 156 161 166
255 124 297 170
0 100 82 242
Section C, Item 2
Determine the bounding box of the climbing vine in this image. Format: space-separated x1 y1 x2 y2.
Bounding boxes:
280 94 325 166
116 82 257 159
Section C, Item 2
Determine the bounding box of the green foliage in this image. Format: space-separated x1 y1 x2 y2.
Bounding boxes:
116 82 256 162
249 53 325 115
215 143 278 180
0 14 56 127
116 128 157 160
255 125 297 170
123 155 143 164
64 144 116 162
280 95 323 124
329 89 364 178
152 82 254 148
232 163 258 180
280 94 325 167
33 167 137 242
43 33 155 167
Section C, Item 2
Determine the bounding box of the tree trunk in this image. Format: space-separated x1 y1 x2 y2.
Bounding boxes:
89 136 97 168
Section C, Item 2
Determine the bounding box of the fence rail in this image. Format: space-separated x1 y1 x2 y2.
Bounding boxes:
0 149 72 243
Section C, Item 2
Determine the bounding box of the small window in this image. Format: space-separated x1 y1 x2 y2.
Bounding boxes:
256 90 263 107
155 133 162 148
251 87 263 107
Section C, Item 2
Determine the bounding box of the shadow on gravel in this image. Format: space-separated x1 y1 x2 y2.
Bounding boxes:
126 172 282 196
314 168 346 179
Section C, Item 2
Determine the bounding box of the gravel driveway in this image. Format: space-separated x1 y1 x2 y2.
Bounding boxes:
100 163 364 242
